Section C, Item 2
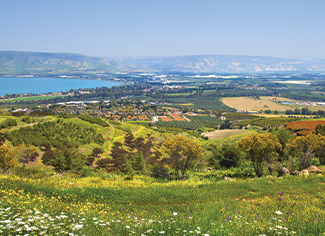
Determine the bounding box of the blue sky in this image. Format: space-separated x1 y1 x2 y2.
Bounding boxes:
1 0 324 59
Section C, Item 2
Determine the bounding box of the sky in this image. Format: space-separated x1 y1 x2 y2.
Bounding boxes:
1 0 325 59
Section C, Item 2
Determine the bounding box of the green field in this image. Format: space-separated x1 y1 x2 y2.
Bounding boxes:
0 172 324 235
0 95 67 102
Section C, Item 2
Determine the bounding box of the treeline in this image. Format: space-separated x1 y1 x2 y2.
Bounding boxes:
3 120 105 147
78 114 109 127
237 117 300 128
0 118 17 129
0 85 150 106
223 113 259 121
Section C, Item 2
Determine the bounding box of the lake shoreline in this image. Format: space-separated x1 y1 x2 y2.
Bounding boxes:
0 77 122 96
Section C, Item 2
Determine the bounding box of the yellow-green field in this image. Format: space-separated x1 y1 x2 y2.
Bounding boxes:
202 129 254 140
222 97 292 111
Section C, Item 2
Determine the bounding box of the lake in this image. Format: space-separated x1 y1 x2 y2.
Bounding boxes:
0 77 121 96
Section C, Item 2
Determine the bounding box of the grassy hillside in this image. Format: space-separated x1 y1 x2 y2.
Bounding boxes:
0 173 324 235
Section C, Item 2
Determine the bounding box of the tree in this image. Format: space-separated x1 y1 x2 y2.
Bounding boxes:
209 141 244 169
301 107 312 115
0 146 15 173
315 123 325 136
314 134 325 165
289 133 319 171
91 147 103 158
14 144 39 177
238 133 282 177
163 136 203 180
130 151 147 175
269 127 294 158
42 150 54 165
0 133 5 146
286 110 293 115
49 144 86 173
40 142 51 151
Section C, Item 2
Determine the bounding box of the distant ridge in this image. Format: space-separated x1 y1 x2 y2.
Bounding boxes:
0 51 132 73
109 54 325 73
1 51 325 74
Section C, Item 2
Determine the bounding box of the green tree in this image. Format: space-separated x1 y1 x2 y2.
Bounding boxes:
314 134 325 165
14 144 39 177
0 146 15 173
131 151 147 175
315 123 325 136
49 144 86 173
163 136 203 180
289 133 318 171
238 133 282 177
209 141 244 169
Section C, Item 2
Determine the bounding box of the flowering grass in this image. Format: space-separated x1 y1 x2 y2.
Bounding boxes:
0 174 324 235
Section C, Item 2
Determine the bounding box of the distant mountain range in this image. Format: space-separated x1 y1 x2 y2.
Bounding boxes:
0 51 134 73
111 55 325 73
1 51 325 74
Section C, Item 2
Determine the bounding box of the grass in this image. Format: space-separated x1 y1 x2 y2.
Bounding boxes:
0 172 324 235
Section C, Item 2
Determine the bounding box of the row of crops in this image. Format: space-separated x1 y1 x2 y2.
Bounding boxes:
237 117 300 128
164 97 236 112
186 115 223 128
223 112 260 121
156 116 222 130
156 120 202 130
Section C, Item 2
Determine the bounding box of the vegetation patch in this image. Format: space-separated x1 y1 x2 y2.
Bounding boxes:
202 129 254 140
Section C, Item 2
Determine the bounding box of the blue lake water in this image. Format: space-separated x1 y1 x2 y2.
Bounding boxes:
0 77 121 96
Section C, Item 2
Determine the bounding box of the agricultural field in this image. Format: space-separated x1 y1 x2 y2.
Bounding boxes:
285 120 325 135
238 117 300 128
0 173 324 235
0 94 67 102
201 129 254 140
222 97 294 112
156 116 222 130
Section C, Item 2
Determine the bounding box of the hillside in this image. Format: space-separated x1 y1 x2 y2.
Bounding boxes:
0 51 134 73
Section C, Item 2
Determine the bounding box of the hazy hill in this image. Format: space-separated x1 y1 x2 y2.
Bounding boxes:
1 51 325 74
110 55 325 73
0 51 134 73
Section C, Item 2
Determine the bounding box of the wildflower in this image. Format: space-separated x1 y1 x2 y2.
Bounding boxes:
294 203 297 205
275 211 283 215
318 214 321 217
159 231 165 234
286 212 289 214
279 198 282 201
75 224 83 229
173 212 177 216
125 226 130 229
